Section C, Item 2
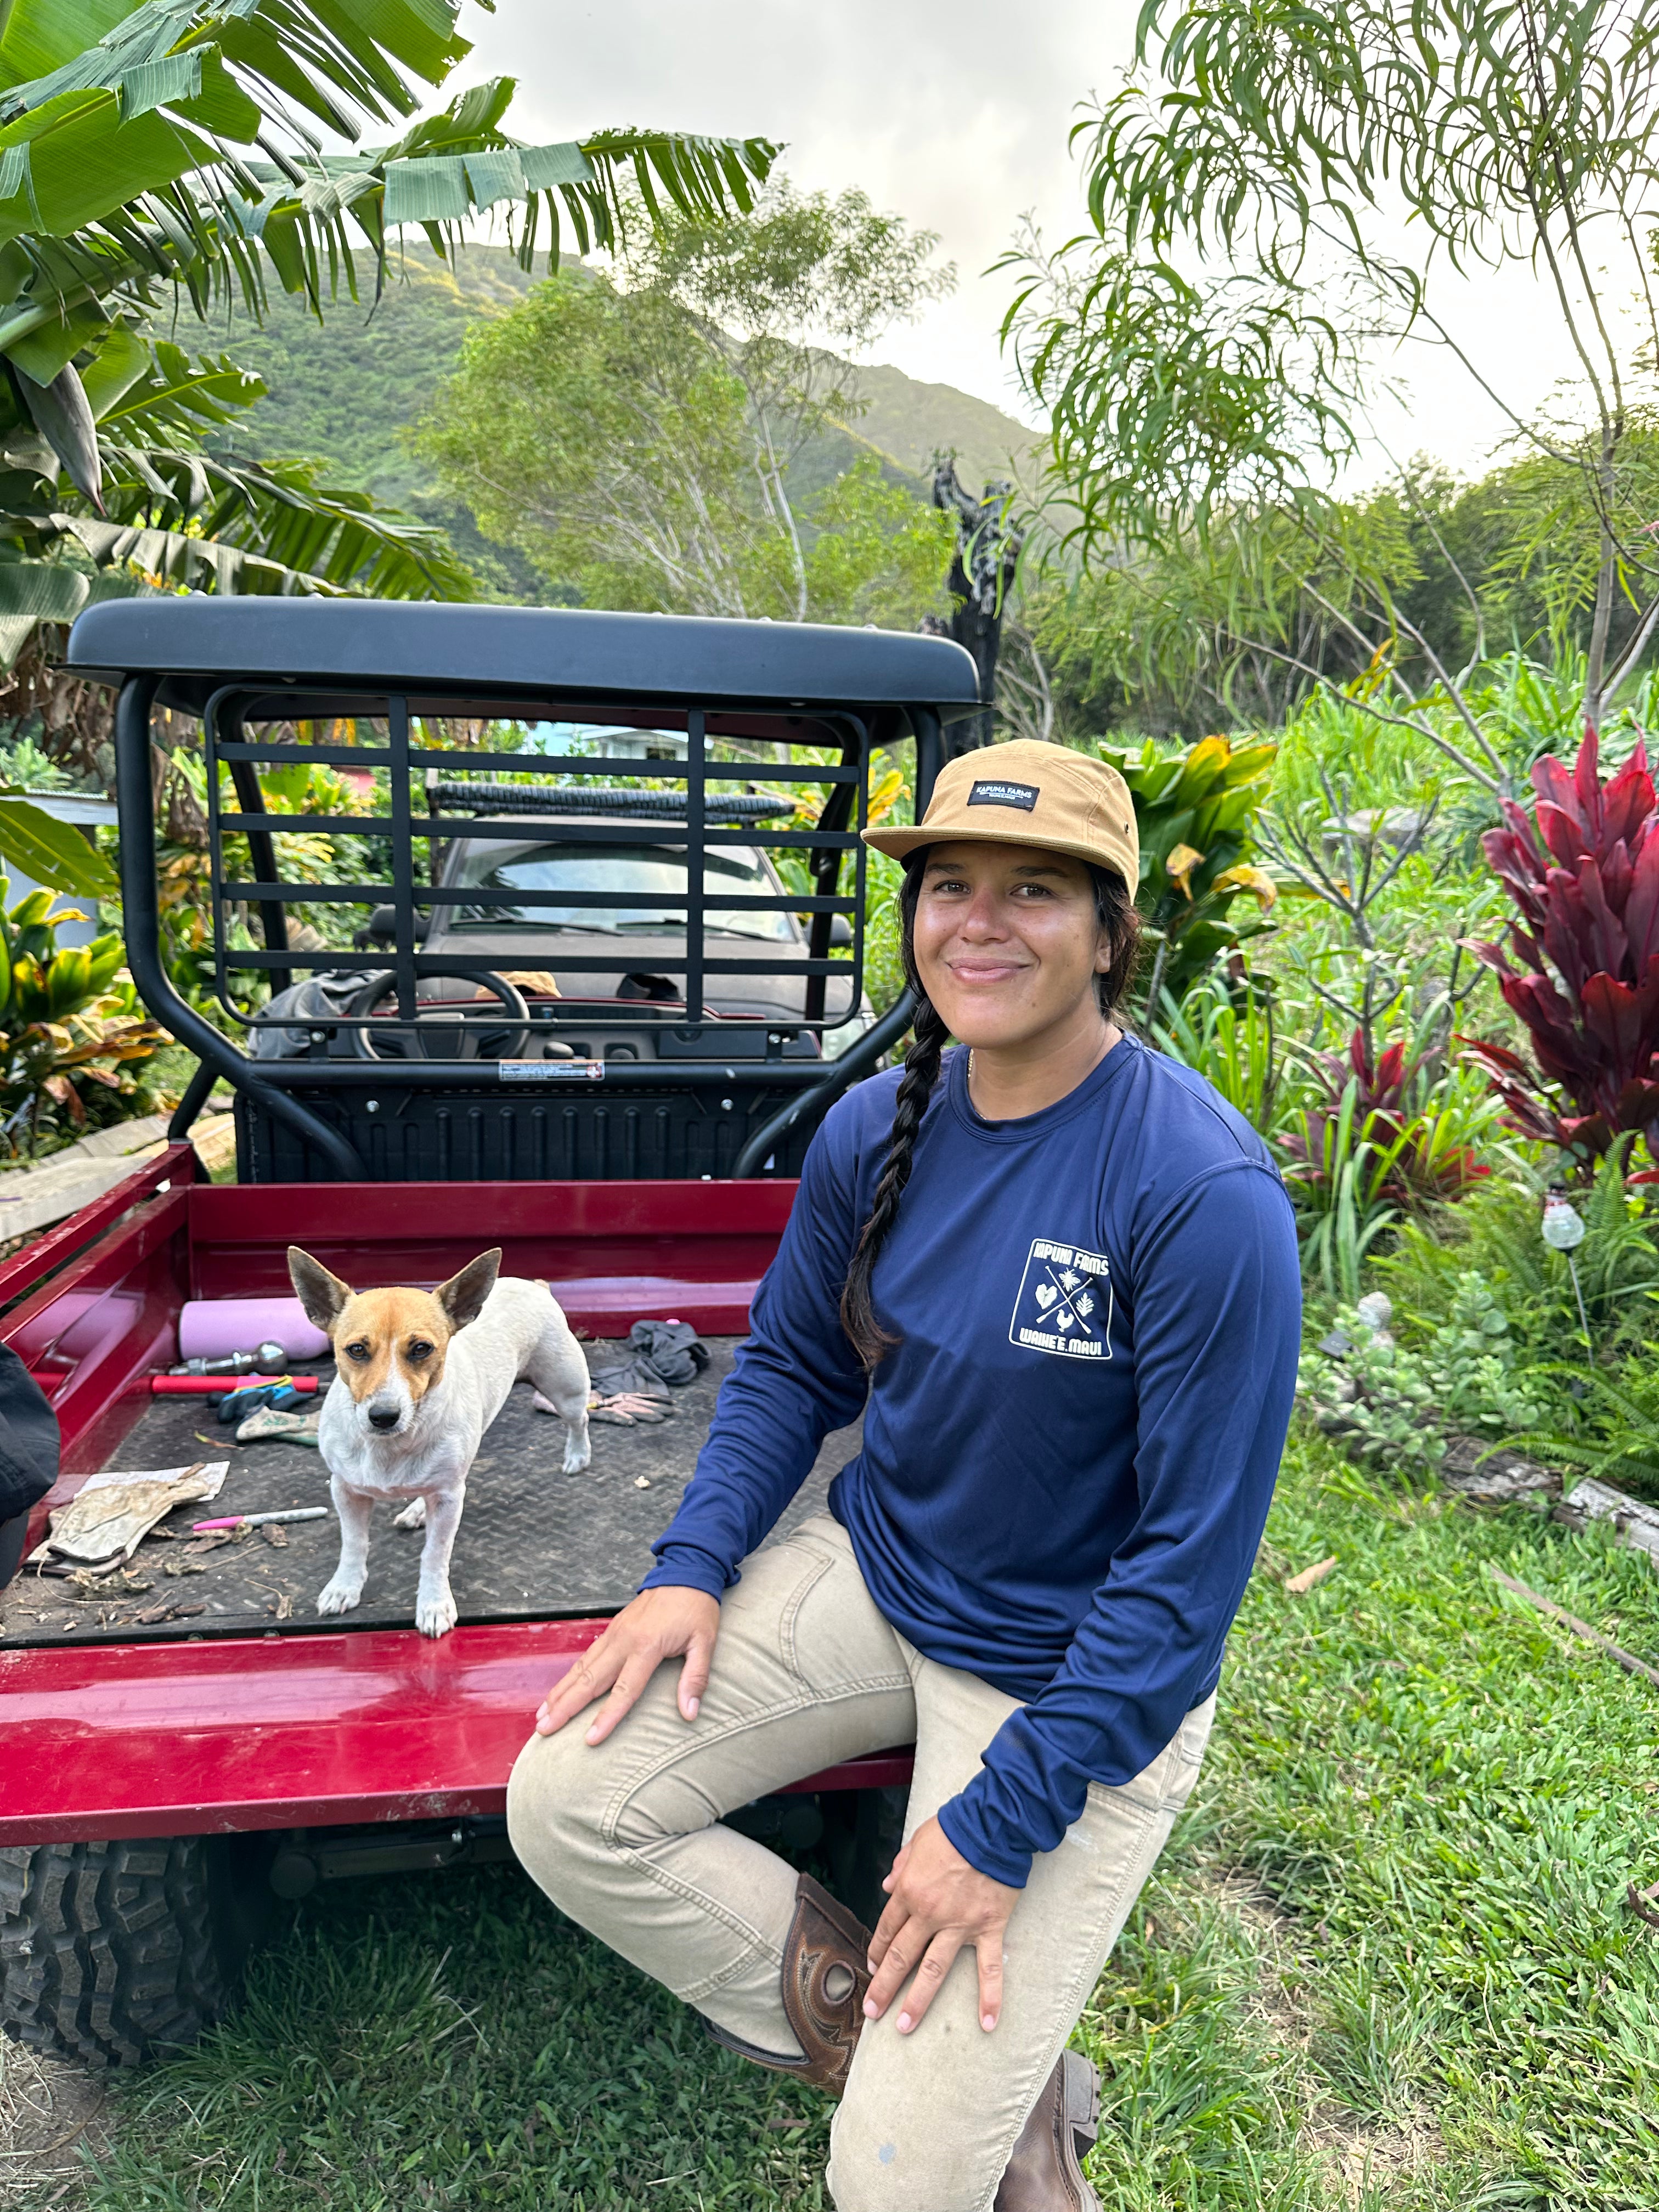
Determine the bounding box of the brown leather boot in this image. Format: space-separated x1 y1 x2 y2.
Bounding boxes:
995 2049 1102 2211
704 1871 871 2096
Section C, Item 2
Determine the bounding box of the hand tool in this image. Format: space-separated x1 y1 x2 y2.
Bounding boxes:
168 1342 289 1377
190 1507 330 1532
151 1373 317 1396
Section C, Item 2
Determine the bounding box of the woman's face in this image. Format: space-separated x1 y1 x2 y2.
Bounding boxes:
910 840 1114 1050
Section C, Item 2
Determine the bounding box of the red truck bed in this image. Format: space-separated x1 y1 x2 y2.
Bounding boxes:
0 1147 909 1844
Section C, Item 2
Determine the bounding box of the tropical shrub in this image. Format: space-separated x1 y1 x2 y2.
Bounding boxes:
1280 1029 1491 1206
0 886 163 1150
1274 1025 1504 1299
151 753 381 1025
1383 1149 1659 1358
1151 969 1300 1141
1520 1359 1659 1498
1096 733 1278 1006
1465 727 1659 1170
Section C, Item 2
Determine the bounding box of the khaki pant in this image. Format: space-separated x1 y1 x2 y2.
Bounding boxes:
507 1515 1212 2212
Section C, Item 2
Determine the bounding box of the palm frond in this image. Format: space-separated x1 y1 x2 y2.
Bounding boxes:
68 443 477 601
0 0 780 326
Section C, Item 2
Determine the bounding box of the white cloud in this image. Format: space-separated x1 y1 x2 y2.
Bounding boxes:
450 0 1600 482
456 0 1135 422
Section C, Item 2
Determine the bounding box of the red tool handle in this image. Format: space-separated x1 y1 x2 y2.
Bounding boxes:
149 1373 319 1396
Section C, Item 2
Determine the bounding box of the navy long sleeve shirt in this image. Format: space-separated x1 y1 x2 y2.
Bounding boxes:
642 1035 1301 1887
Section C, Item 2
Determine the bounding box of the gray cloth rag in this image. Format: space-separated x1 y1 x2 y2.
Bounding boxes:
588 1319 710 1399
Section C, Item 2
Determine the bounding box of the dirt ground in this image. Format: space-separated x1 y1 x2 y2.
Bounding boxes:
0 2036 105 2206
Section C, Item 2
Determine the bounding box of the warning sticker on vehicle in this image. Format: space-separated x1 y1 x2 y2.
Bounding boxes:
498 1060 606 1083
1008 1237 1113 1359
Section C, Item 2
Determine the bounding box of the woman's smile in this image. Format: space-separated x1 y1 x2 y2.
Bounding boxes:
945 952 1033 986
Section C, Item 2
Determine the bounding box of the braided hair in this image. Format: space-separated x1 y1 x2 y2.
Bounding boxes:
838 849 1142 1367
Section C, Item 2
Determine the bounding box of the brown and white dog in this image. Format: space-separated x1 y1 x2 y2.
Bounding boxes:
288 1246 591 1638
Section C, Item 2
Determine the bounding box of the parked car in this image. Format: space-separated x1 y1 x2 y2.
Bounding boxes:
351 780 876 1063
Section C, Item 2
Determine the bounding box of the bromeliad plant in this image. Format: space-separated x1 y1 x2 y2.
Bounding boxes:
1279 1026 1499 1300
1096 733 1278 1008
1464 727 1659 1173
1281 1029 1492 1206
0 884 163 1150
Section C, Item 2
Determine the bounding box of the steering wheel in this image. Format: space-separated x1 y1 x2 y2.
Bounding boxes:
348 970 532 1062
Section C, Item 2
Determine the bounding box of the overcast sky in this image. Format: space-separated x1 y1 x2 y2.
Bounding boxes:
455 0 1599 490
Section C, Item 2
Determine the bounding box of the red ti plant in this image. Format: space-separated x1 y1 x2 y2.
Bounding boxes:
1280 1027 1489 1204
1464 727 1659 1169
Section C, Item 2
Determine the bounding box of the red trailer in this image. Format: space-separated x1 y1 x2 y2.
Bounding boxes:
0 599 975 2066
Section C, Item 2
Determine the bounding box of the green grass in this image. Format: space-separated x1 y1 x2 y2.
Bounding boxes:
56 1425 1659 2210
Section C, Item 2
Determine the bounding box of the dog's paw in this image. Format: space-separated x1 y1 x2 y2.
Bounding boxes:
392 1496 427 1530
562 1430 592 1474
315 1576 364 1616
414 1585 458 1639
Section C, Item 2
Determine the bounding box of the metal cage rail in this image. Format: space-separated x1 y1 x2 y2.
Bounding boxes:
112 668 951 1183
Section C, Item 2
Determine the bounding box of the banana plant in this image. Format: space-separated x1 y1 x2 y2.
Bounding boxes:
0 1 780 673
0 780 115 895
0 8 778 337
0 328 476 665
1096 732 1280 1008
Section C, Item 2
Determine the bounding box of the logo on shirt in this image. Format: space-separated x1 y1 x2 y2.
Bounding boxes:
967 778 1040 811
1009 1238 1113 1360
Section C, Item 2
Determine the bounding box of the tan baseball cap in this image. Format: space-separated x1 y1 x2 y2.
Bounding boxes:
862 738 1139 889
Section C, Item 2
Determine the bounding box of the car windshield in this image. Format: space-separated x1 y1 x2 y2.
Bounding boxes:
448 840 799 942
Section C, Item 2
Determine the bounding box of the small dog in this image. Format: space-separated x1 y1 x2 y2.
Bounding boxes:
288 1245 591 1639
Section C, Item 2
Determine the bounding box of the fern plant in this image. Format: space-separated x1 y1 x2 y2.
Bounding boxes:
1516 1363 1659 1497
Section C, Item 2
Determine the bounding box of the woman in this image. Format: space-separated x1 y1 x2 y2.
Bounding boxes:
508 740 1301 2212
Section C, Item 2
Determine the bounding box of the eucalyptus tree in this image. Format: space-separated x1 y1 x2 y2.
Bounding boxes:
617 178 955 619
417 178 956 624
1006 0 1659 780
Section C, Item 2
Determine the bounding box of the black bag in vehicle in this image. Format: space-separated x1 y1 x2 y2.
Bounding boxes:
0 1342 59 1588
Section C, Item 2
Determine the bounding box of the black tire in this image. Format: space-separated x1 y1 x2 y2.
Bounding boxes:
0 1835 253 2068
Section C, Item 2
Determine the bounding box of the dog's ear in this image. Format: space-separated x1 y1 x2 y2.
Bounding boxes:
288 1246 354 1334
434 1248 501 1333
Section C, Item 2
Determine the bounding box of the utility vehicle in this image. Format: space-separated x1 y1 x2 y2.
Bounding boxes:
0 597 974 2066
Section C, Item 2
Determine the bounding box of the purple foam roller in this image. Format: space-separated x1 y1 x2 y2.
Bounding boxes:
178 1297 330 1363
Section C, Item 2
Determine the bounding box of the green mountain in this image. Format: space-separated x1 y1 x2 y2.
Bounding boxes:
207 246 1039 597
839 361 1039 492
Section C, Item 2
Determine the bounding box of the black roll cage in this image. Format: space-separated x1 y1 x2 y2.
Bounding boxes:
115 675 950 1181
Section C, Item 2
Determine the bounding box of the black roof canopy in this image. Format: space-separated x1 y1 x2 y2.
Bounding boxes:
66 596 980 716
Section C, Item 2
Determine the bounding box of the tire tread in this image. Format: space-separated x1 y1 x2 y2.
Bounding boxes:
0 1837 229 2067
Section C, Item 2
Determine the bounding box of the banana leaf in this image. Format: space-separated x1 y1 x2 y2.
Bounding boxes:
0 0 779 326
0 783 115 896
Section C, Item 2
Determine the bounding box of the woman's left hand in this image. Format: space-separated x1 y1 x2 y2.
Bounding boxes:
864 1815 1020 2036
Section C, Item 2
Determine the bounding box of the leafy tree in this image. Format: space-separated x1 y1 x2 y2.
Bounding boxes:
1005 0 1659 779
415 179 956 625
617 178 954 619
801 457 956 629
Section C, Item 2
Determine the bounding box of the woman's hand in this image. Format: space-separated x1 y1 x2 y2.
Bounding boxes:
863 1815 1019 2036
534 1585 720 1746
